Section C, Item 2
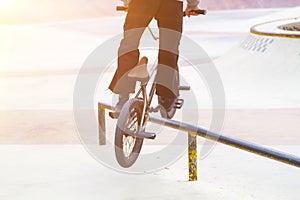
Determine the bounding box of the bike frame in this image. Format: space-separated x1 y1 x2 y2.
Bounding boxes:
134 60 159 130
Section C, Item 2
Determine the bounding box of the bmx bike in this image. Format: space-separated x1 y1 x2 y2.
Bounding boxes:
112 6 207 168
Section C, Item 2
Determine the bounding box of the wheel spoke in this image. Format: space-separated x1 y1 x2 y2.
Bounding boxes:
122 134 136 158
128 119 138 130
126 111 137 128
115 99 144 166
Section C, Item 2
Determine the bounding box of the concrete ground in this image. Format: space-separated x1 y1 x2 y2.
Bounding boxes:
1 5 300 200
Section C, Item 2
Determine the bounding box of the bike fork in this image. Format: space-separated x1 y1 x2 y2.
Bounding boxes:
139 84 148 132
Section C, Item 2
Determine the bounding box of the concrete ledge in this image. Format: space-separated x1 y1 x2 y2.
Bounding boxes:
251 18 300 38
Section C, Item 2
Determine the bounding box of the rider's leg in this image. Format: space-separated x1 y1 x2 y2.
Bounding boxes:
155 0 183 110
109 0 160 97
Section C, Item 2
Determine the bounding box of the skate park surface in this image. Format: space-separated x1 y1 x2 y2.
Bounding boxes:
1 2 300 200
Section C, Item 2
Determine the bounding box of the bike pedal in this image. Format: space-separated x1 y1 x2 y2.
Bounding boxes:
174 99 184 109
137 131 156 140
109 111 120 119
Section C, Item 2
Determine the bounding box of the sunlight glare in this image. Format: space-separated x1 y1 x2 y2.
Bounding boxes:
0 0 8 6
0 0 13 11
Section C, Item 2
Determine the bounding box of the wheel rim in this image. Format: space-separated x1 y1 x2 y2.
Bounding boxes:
122 107 140 158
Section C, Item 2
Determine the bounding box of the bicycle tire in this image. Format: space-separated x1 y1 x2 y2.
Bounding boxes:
114 98 144 168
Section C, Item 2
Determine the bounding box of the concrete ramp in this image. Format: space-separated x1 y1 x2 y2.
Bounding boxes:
215 18 300 109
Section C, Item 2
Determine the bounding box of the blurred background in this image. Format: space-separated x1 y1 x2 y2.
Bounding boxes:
0 0 299 24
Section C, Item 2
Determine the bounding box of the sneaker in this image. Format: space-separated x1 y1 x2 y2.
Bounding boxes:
115 94 129 112
158 96 177 112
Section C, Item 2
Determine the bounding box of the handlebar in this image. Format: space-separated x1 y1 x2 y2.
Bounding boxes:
116 6 128 11
116 6 207 16
183 9 207 16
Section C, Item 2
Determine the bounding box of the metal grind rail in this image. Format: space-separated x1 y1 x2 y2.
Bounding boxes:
98 102 300 181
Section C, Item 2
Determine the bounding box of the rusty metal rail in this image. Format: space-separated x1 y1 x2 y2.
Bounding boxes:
149 115 300 168
98 101 300 181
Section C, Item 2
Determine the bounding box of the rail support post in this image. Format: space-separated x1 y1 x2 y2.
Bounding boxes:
188 132 197 181
98 104 106 145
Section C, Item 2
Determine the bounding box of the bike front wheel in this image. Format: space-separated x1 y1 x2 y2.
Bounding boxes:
114 98 145 168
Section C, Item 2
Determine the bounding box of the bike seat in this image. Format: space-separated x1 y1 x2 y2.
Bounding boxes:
128 56 149 84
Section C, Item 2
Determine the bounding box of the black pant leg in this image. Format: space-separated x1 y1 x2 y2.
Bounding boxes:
155 0 183 98
109 0 158 95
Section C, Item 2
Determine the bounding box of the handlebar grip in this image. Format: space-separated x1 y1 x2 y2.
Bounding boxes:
178 86 191 91
116 6 128 11
183 9 207 16
117 6 207 16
